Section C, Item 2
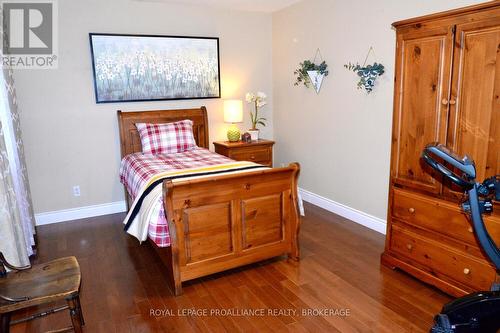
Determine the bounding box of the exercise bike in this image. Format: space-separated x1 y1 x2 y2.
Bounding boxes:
421 143 500 333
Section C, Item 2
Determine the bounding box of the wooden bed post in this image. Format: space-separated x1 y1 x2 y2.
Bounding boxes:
161 180 183 296
288 162 301 261
117 110 131 211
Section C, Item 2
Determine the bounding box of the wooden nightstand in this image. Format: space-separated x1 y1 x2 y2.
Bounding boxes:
213 140 274 167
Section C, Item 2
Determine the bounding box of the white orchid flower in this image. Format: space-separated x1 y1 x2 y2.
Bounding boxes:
245 91 267 130
245 92 255 103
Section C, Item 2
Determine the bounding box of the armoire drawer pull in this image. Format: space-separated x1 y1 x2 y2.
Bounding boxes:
406 244 413 251
408 207 415 214
463 268 471 275
441 98 449 105
468 227 473 233
449 99 456 105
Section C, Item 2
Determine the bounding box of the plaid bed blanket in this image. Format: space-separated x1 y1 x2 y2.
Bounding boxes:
119 148 267 246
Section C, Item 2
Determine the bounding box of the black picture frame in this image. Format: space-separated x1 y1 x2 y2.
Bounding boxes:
89 33 221 104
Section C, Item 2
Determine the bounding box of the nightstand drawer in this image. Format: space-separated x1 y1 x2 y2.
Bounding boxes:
213 140 274 167
229 147 271 163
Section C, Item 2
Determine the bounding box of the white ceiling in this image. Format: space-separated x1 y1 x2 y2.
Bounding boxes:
135 0 302 13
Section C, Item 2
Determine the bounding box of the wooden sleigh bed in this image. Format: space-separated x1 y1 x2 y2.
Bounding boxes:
117 107 301 295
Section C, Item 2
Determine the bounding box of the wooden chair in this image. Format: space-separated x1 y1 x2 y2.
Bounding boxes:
0 253 84 333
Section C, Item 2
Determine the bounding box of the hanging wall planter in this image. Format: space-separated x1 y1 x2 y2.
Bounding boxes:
294 49 329 93
306 70 325 93
344 47 385 94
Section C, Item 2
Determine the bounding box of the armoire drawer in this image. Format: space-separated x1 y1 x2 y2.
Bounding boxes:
392 188 500 246
390 225 496 290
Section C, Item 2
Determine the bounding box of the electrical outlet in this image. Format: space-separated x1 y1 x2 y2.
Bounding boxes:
73 185 81 197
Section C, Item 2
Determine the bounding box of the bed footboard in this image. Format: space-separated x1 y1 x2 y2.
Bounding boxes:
155 163 300 295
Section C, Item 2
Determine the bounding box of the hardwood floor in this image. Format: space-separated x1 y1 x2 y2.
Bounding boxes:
10 202 451 332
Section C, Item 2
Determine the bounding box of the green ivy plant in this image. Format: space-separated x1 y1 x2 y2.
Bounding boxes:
344 62 385 93
294 60 329 88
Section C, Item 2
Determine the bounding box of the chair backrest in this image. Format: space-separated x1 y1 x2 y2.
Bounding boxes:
0 252 31 277
0 253 6 277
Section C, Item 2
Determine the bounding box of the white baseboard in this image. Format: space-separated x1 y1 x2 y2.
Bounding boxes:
34 190 386 233
299 188 387 234
35 201 127 226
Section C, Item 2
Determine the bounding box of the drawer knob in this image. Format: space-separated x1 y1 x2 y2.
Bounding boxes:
250 155 255 160
408 207 415 214
463 268 471 275
406 244 413 251
468 227 473 233
441 98 449 105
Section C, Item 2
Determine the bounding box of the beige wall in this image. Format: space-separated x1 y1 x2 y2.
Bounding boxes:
272 0 485 220
14 0 273 214
15 0 489 220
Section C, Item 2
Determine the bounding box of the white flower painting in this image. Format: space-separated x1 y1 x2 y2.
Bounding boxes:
89 34 220 103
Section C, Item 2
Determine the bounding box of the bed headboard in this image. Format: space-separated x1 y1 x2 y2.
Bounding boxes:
117 106 209 158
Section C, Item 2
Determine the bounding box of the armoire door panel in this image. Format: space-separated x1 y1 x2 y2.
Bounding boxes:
391 27 454 193
446 19 500 201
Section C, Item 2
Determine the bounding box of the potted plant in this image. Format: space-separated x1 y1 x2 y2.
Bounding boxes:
294 60 329 92
344 62 385 93
245 92 267 141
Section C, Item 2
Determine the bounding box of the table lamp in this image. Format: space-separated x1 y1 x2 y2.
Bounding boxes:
223 99 243 142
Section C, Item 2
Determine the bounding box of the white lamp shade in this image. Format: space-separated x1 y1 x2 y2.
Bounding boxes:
223 99 243 123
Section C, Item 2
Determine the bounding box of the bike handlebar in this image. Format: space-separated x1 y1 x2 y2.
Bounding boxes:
421 143 475 190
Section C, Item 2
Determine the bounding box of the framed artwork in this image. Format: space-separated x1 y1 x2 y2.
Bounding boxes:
89 33 221 103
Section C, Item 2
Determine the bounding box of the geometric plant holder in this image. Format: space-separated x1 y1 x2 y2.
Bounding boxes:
307 70 325 94
344 46 385 94
294 48 329 94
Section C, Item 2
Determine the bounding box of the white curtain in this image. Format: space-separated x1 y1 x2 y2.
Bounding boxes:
0 67 36 267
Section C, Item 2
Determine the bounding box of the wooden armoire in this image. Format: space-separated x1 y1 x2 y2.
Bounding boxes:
381 2 500 297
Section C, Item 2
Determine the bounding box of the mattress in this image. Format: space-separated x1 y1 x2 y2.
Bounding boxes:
119 147 245 247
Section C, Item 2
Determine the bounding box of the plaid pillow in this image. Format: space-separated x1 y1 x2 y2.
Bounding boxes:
135 120 197 155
